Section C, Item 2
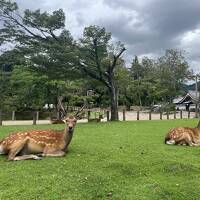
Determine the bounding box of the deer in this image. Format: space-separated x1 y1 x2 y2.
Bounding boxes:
50 118 65 124
88 114 104 123
0 99 84 161
165 120 200 146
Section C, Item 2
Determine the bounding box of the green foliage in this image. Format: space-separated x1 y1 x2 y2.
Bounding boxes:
9 66 49 110
79 25 126 120
0 0 194 111
0 119 200 199
23 9 65 30
79 25 112 80
0 0 78 80
127 49 192 107
0 70 11 110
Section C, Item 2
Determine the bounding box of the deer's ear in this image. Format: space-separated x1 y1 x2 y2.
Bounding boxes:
62 116 68 123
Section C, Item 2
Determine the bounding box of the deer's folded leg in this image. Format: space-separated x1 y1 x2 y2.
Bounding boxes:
7 139 29 161
39 150 65 157
13 155 42 161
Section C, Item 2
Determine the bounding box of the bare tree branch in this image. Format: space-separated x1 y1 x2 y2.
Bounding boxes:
110 47 126 72
78 61 110 89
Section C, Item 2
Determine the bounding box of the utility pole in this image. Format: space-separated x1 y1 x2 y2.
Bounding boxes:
188 74 200 118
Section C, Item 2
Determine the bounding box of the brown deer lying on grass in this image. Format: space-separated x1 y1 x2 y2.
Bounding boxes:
165 120 200 146
88 114 104 123
0 100 84 161
50 118 65 124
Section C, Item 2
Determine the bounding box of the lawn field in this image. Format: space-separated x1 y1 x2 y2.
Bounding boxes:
1 119 200 200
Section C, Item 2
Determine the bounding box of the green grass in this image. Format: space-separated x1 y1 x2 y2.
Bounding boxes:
1 119 200 200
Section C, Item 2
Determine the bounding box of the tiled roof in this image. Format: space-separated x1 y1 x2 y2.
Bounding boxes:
173 90 199 104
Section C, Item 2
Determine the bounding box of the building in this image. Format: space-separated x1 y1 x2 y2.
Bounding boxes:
173 90 199 111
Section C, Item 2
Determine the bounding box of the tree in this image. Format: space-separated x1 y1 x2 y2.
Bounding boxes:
0 0 81 116
128 50 192 107
0 49 23 111
129 56 144 106
0 70 11 111
0 2 127 120
0 0 78 78
78 26 126 120
156 49 191 102
9 65 50 110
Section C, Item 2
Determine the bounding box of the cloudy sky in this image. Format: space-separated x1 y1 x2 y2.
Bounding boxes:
15 0 200 73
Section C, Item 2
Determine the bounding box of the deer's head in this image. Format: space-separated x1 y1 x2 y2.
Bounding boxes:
60 100 84 133
63 116 77 133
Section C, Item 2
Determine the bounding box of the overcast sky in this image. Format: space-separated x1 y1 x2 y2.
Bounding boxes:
15 0 200 73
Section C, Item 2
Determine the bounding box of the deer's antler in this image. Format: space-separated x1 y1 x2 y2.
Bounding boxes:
58 96 67 118
75 106 84 119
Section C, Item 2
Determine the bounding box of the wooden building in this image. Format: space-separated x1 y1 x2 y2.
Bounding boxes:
173 91 199 111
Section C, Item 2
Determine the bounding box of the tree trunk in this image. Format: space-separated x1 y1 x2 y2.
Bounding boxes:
109 85 119 121
55 97 62 120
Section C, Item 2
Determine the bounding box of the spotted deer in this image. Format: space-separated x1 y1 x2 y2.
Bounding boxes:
165 120 200 146
50 118 65 124
0 100 84 161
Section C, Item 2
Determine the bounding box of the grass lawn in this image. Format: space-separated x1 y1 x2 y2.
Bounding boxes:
1 119 200 200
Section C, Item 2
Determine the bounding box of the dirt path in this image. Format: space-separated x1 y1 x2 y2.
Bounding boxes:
1 111 196 126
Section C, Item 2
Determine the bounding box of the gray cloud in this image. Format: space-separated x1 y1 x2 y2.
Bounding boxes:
10 1 200 73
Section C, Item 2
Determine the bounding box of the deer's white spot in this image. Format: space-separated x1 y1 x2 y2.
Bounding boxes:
166 140 175 145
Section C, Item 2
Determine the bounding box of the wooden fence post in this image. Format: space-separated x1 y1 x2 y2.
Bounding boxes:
87 111 91 121
174 111 176 119
167 111 169 120
188 111 190 119
149 111 152 120
195 104 198 118
106 111 110 121
33 111 37 125
160 112 162 120
94 111 96 119
36 111 39 120
12 111 15 121
180 111 183 119
123 109 126 121
0 110 2 126
137 111 140 120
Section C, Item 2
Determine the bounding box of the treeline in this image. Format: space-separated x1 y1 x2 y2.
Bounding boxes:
0 1 192 120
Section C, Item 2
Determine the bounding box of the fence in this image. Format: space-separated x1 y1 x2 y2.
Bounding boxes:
118 110 199 121
0 109 199 126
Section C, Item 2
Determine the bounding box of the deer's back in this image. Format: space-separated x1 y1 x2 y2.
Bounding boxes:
1 130 64 150
167 127 200 140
